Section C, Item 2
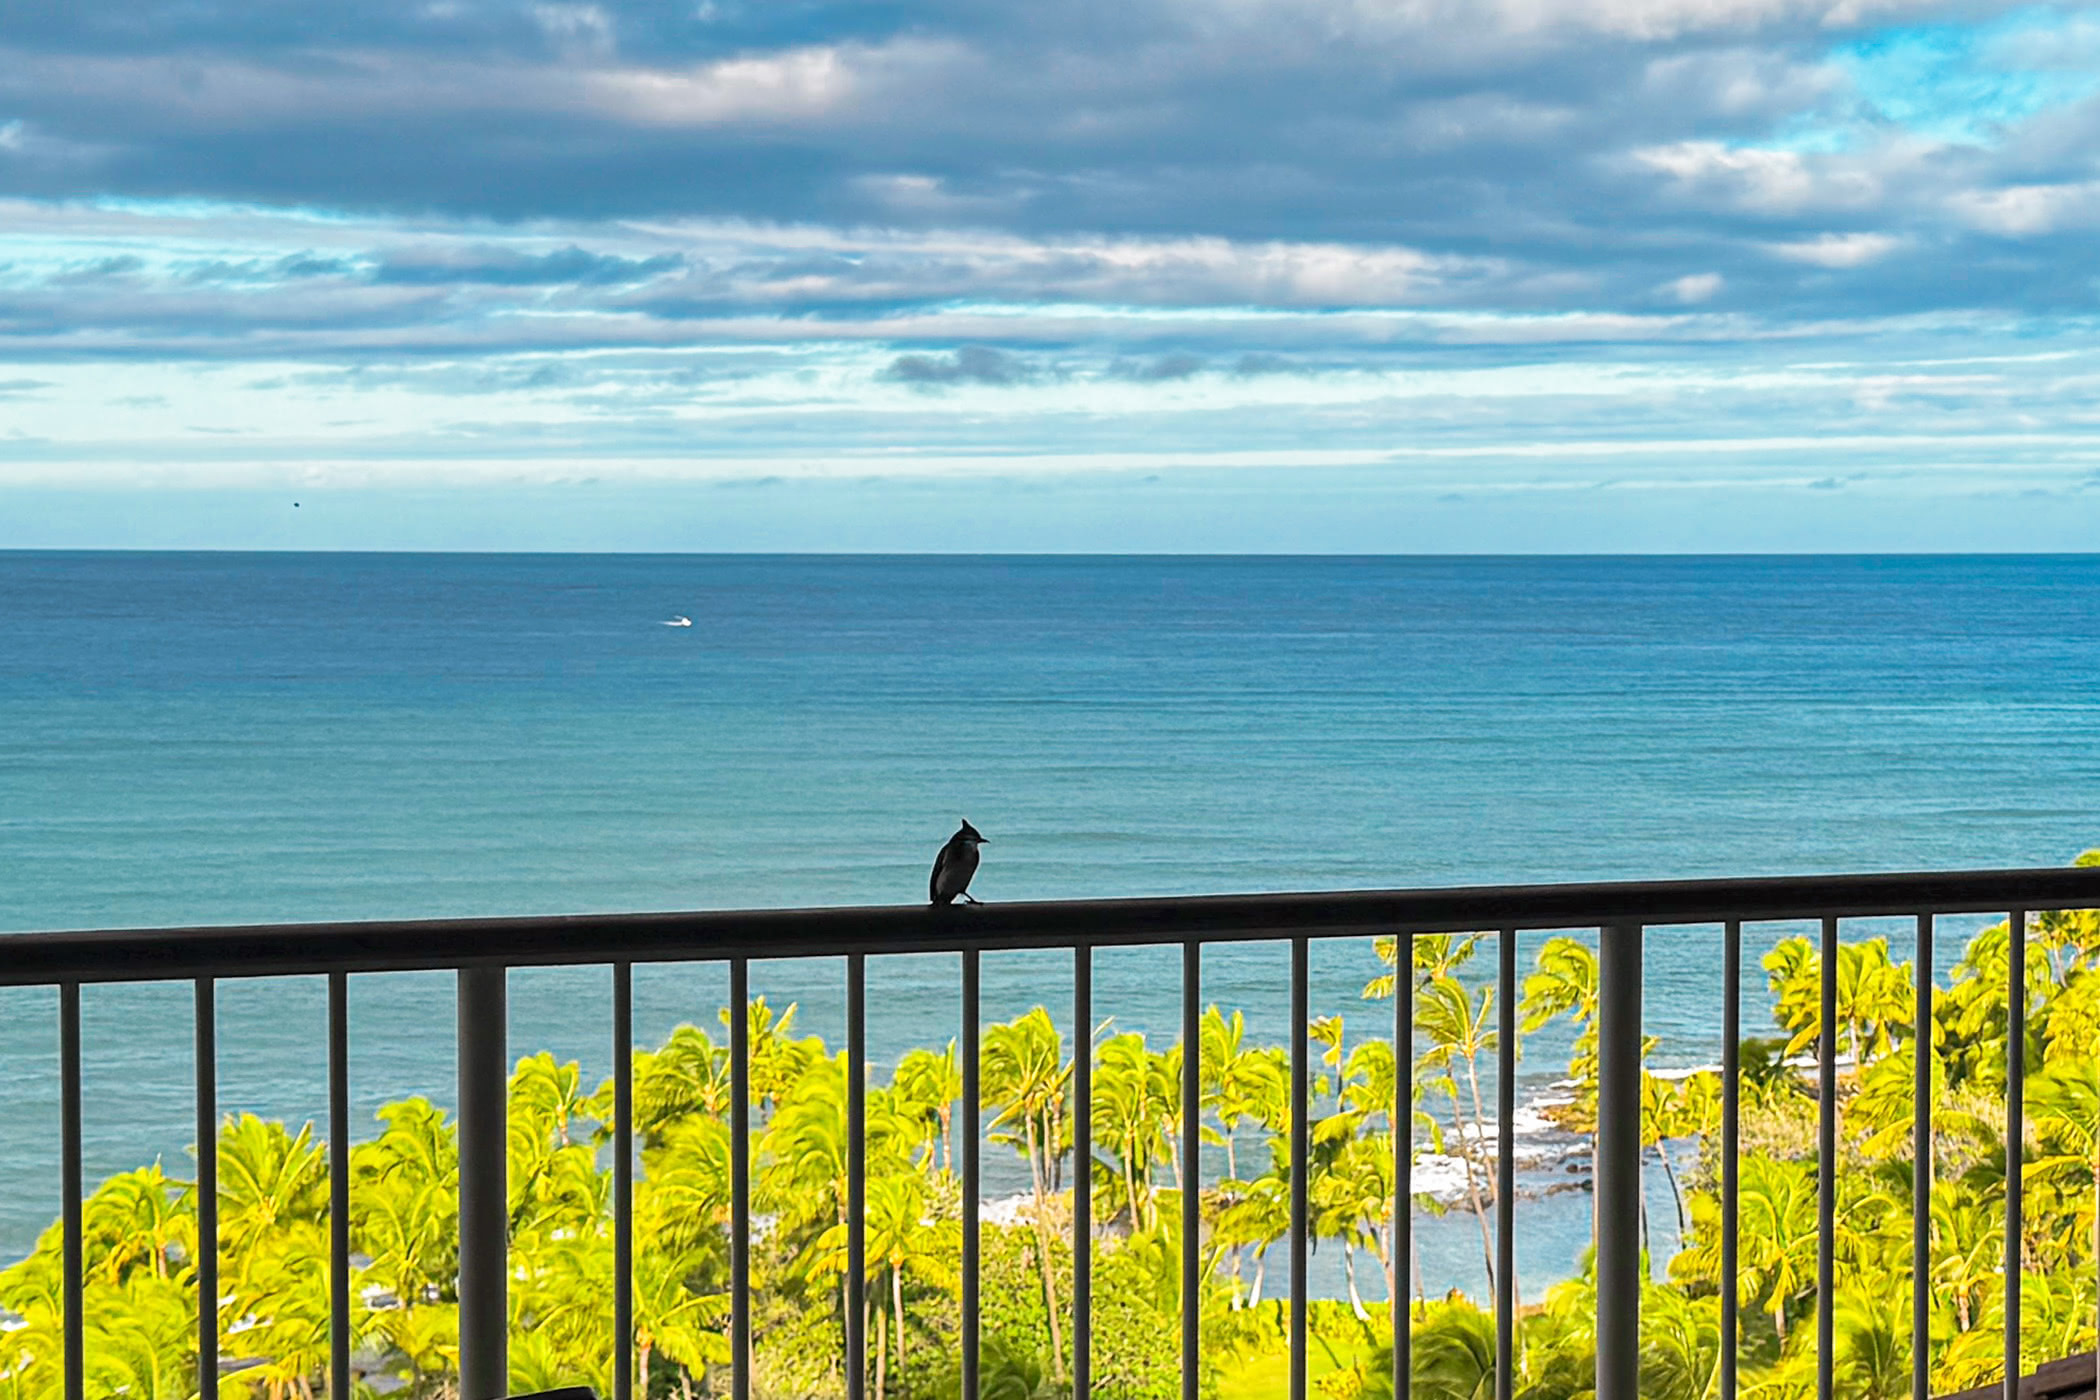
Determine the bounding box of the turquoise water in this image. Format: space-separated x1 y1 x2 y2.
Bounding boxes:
3 552 2096 1296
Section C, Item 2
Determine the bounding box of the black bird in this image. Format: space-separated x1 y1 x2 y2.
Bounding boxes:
929 820 987 905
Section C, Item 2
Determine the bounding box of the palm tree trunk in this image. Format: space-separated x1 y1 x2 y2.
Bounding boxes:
896 1265 909 1392
875 1289 888 1400
1343 1240 1368 1321
1450 1085 1495 1292
1026 1117 1068 1383
1656 1139 1688 1236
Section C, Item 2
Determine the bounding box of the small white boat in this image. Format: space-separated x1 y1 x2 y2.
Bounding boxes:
663 615 693 627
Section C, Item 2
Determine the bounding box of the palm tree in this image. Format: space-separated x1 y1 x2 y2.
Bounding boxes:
1201 1007 1287 1184
1713 1153 1818 1341
1832 1293 1911 1400
2028 1056 2100 1276
893 1043 962 1175
1520 936 1602 1127
627 1023 733 1143
215 1112 329 1273
808 1172 960 1400
82 1161 186 1284
1764 935 1915 1087
1408 1297 1495 1400
1311 1130 1396 1319
1094 1031 1172 1228
982 1007 1071 1384
351 1096 458 1311
1413 971 1498 1290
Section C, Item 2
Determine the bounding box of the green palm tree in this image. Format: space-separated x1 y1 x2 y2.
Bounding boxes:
1212 1165 1290 1307
809 1171 960 1400
351 1096 458 1311
893 1043 962 1174
2029 1055 2100 1277
1764 935 1915 1086
1094 1031 1172 1228
214 1113 329 1275
1520 936 1601 1128
626 1023 733 1143
982 1007 1071 1384
1414 971 1498 1291
1716 1153 1818 1341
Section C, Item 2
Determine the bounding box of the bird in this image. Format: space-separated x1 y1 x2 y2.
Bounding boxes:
929 819 987 905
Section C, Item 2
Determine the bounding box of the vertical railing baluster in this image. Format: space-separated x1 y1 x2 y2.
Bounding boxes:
1721 923 1740 1400
963 949 982 1400
1817 916 1837 1400
196 977 219 1399
60 980 83 1400
1290 935 1309 1400
2005 909 2025 1400
1495 928 1515 1400
457 966 508 1398
1912 914 1932 1400
329 971 351 1400
1394 934 1412 1400
848 953 867 1400
614 960 635 1400
1182 939 1201 1400
732 956 752 1400
1594 924 1641 1400
1075 943 1092 1400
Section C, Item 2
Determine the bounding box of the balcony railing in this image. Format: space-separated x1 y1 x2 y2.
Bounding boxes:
6 865 2100 1400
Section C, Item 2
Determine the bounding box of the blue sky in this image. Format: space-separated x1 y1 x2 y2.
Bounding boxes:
1 0 2096 550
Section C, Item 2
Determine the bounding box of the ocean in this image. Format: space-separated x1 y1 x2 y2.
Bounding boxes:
3 552 2098 1299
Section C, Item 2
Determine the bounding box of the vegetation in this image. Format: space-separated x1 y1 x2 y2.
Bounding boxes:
4 855 2098 1400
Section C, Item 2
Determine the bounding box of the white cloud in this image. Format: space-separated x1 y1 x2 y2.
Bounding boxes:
1663 272 1725 303
579 42 937 126
1635 141 1883 214
1950 181 2100 236
1768 231 1902 266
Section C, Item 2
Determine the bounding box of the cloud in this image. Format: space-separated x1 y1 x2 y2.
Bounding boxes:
884 346 1034 386
1768 231 1903 265
1663 272 1726 303
373 244 684 286
0 0 2096 548
1111 353 1206 381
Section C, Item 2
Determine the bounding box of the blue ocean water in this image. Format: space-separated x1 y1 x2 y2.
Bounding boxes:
3 553 2098 1298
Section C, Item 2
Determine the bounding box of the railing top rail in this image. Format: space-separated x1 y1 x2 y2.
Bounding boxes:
4 865 2098 985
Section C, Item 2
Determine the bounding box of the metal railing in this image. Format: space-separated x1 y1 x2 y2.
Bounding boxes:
8 864 2100 1400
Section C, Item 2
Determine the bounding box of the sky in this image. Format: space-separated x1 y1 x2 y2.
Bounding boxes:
1 0 2097 551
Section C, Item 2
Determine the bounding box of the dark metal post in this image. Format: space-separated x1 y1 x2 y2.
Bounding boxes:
61 981 83 1400
1913 915 1932 1400
1074 944 1092 1400
196 977 219 1400
1182 940 1201 1400
848 953 867 1400
964 950 982 1400
1393 935 1411 1400
614 961 635 1400
457 966 508 1399
1818 918 1837 1400
1495 929 1516 1400
2006 910 2025 1400
731 957 751 1400
329 972 351 1399
1594 924 1642 1400
1721 924 1740 1400
1290 935 1309 1400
